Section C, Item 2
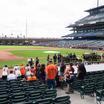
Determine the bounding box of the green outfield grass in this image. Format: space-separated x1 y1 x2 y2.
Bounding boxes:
0 45 45 50
0 45 103 68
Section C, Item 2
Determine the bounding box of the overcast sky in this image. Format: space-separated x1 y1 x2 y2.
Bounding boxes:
0 0 104 38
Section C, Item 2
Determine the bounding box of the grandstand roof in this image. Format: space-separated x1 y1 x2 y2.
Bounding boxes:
85 5 104 12
66 5 104 27
64 5 104 39
75 13 104 25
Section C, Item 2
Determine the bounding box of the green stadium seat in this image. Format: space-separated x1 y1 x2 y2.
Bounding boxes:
0 94 10 104
10 92 28 104
28 90 42 102
38 84 47 91
80 82 95 99
43 89 57 99
10 87 22 93
96 89 104 104
33 98 53 104
54 95 71 104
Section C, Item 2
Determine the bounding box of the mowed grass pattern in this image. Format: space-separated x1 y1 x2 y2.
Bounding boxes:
0 46 103 68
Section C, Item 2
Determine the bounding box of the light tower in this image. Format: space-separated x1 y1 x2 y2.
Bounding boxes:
97 0 99 7
26 17 27 38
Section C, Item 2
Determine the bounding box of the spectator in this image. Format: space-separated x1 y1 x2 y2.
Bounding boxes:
36 64 41 79
2 65 8 80
58 54 62 63
27 75 37 81
57 62 66 88
20 64 26 78
60 61 66 76
76 63 86 80
28 58 34 67
7 70 17 81
31 66 36 75
35 57 39 67
25 64 31 71
26 69 32 77
53 54 57 64
64 63 75 94
14 65 21 78
47 55 50 62
26 68 37 81
45 59 58 89
13 65 20 71
39 64 46 83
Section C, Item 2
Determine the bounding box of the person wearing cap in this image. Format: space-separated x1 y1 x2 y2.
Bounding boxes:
45 59 58 89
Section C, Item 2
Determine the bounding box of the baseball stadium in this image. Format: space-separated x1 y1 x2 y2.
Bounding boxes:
0 1 104 104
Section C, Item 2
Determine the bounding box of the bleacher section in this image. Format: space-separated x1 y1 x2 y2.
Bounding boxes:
0 80 71 104
40 40 104 49
61 5 104 49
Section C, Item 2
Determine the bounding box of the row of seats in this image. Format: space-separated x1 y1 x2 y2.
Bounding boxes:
38 40 104 49
72 70 104 99
0 79 71 104
0 94 70 104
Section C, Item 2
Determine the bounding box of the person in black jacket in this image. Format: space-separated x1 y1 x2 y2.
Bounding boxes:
53 54 57 64
35 57 39 67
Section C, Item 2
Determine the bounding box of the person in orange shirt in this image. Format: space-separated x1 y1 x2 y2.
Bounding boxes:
27 75 37 81
20 64 26 78
45 59 58 89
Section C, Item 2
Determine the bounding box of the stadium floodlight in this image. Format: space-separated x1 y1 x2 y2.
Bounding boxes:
97 0 99 7
25 17 28 38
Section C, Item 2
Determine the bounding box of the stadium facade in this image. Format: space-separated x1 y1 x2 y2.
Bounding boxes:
63 5 104 40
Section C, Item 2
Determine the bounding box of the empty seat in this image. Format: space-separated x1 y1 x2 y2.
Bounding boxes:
96 89 104 104
28 90 42 101
80 83 95 99
43 89 57 99
10 87 23 93
10 92 27 104
54 96 71 104
33 98 53 104
38 84 47 91
0 94 10 104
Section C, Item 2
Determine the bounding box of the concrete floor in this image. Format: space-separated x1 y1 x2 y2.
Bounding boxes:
57 88 102 104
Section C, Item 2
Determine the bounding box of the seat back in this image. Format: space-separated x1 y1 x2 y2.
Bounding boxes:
54 96 71 104
11 92 27 103
43 89 57 99
0 94 10 104
28 90 42 101
34 98 53 104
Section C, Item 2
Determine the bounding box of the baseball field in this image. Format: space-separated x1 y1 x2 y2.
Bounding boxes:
0 45 103 68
